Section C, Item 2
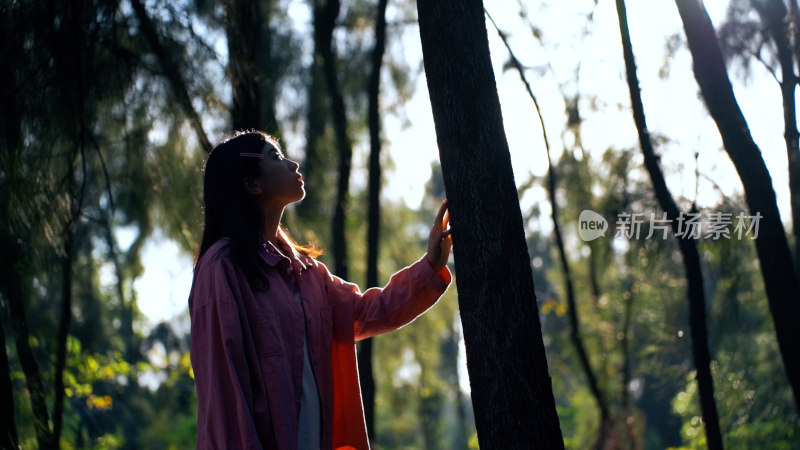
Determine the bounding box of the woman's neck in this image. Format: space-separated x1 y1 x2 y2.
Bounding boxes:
263 207 284 247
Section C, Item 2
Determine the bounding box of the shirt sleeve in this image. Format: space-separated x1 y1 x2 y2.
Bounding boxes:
321 256 451 341
190 257 264 450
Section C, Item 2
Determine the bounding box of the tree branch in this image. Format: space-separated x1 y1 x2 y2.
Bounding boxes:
130 0 212 151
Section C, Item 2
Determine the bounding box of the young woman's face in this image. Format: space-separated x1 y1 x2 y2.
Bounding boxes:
254 142 305 208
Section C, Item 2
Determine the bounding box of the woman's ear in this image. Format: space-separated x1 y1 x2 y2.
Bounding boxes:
243 177 262 195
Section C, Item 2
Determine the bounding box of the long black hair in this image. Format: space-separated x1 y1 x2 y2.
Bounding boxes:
195 131 276 290
195 131 322 290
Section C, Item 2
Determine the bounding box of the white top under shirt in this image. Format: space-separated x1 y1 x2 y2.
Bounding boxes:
266 241 321 449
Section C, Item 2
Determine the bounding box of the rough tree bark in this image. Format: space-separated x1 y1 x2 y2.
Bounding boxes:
417 1 564 447
358 0 389 441
675 0 800 412
616 1 724 448
314 0 353 280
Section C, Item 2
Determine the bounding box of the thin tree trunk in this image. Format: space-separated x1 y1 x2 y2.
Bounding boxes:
129 0 212 151
0 307 18 449
790 0 800 63
619 276 636 450
118 226 148 367
297 55 329 222
417 1 564 447
54 67 85 444
486 13 610 444
53 234 72 448
617 2 724 448
755 0 800 274
1 10 31 449
675 0 800 413
255 0 279 135
442 317 468 450
358 0 389 441
1 245 54 449
454 390 469 450
550 163 611 448
418 369 442 450
104 213 127 322
314 0 353 280
789 0 800 113
53 2 82 444
588 244 602 304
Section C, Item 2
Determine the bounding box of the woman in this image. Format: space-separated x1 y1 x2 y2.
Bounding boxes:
189 131 452 449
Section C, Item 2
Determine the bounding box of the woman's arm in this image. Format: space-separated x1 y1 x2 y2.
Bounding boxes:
323 200 453 340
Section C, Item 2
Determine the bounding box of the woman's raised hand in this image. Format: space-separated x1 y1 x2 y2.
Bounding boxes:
426 200 453 272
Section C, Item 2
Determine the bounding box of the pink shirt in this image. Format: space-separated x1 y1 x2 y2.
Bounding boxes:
189 238 451 449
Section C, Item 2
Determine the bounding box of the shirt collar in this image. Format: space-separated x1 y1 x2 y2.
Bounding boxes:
259 237 309 273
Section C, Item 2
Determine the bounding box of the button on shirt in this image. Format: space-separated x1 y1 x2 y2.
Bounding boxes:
189 238 451 449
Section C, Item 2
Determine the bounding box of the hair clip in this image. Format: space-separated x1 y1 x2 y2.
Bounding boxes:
240 152 264 159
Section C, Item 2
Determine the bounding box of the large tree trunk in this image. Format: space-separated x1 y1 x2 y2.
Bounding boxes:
616 1 724 448
417 1 564 447
314 0 353 280
675 0 800 412
358 0 389 441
